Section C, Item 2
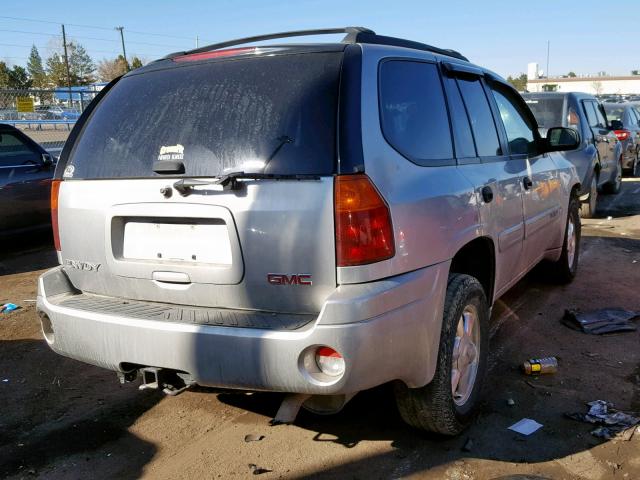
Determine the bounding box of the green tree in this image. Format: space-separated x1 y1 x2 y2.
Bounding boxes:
130 56 143 69
567 71 577 78
27 45 47 88
46 41 96 86
69 42 95 85
7 66 32 89
46 52 69 87
507 73 528 92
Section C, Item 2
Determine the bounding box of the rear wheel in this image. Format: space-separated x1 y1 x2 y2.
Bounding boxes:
633 150 640 177
395 274 489 435
579 175 598 218
603 156 622 194
545 194 580 283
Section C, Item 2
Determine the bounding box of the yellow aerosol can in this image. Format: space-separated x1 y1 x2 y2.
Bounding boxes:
522 357 558 375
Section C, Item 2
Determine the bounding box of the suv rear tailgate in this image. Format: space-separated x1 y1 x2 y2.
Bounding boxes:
58 177 335 313
56 49 343 315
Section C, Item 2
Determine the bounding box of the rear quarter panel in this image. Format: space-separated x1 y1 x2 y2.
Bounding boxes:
338 46 482 285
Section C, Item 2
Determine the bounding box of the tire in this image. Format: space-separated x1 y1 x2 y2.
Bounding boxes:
579 175 598 218
603 156 622 194
545 193 581 283
395 274 489 436
633 151 640 178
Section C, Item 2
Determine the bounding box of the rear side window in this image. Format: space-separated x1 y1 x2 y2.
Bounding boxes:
68 52 342 179
379 60 453 165
456 78 502 157
491 88 537 155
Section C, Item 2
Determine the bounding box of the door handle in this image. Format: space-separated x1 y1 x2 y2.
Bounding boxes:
481 186 494 203
523 176 533 190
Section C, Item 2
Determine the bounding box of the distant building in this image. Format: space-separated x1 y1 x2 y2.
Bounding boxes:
526 62 640 94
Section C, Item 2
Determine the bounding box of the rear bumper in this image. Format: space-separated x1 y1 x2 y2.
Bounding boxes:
37 263 449 395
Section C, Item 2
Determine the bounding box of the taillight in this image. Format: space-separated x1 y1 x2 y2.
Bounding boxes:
334 174 395 267
614 130 631 141
51 179 61 251
172 47 256 63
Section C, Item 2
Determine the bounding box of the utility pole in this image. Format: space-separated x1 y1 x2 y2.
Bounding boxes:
115 26 128 70
546 40 550 79
196 35 199 48
61 24 72 106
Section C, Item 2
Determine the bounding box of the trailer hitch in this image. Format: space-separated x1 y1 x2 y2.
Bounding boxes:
136 367 194 396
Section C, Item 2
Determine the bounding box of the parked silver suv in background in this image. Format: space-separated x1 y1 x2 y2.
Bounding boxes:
37 27 581 435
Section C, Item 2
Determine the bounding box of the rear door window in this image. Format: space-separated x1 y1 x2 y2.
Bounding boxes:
445 78 477 159
491 87 537 155
68 52 343 179
378 60 453 165
594 104 608 127
456 78 502 157
583 102 600 128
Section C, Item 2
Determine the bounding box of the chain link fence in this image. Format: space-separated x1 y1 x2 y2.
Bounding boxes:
0 86 102 155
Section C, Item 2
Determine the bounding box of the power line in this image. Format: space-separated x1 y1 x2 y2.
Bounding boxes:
0 28 187 49
0 42 154 57
0 14 197 41
0 29 61 38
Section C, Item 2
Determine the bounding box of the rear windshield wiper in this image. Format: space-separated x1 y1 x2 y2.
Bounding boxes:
173 171 320 195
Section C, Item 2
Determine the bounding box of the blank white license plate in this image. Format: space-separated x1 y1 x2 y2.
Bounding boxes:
122 222 232 265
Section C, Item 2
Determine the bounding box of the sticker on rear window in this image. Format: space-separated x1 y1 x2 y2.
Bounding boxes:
63 165 75 178
158 144 184 161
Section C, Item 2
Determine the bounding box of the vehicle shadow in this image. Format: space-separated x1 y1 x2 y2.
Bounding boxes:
591 178 640 219
0 338 162 479
0 231 58 276
216 233 640 478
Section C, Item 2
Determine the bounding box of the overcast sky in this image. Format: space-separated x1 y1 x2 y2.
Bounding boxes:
1 0 637 78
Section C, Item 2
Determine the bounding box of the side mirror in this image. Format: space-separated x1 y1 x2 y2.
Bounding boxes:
610 119 623 130
41 153 53 167
545 127 580 152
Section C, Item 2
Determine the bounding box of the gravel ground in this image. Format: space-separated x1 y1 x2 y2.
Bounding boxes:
1 180 639 480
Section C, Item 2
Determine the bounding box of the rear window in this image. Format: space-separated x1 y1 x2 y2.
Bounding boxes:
68 52 342 179
524 97 565 128
604 106 624 122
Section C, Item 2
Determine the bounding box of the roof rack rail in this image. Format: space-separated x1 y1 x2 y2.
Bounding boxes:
164 27 468 62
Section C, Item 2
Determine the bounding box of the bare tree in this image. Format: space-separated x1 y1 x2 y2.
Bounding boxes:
592 81 604 96
97 56 128 82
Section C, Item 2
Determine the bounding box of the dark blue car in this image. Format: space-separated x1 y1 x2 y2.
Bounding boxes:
0 124 56 237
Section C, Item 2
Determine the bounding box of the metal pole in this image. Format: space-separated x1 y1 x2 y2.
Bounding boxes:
61 24 73 107
546 40 550 79
116 26 128 70
196 35 199 48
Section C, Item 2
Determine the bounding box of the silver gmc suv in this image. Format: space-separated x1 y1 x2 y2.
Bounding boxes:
37 27 582 435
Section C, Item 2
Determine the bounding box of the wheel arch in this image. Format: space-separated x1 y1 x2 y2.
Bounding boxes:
449 237 495 305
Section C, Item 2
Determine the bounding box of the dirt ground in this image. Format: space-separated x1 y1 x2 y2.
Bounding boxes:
1 180 639 480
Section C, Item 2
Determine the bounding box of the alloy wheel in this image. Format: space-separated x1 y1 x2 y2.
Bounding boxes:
451 304 481 406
